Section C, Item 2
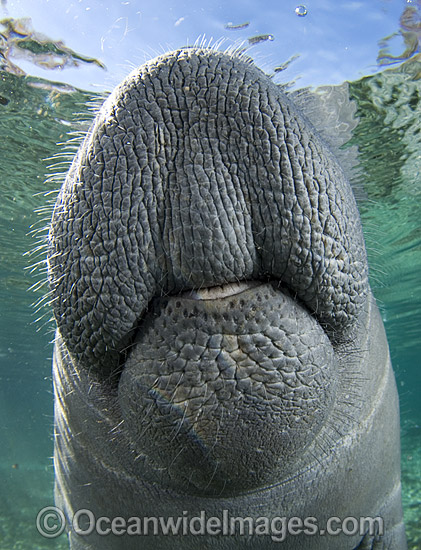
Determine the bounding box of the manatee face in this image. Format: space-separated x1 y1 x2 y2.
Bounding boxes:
48 47 368 497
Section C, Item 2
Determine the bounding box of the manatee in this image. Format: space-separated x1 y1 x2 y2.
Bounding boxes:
47 47 406 549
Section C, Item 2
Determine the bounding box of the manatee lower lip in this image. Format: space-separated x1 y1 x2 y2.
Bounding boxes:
179 280 262 300
118 282 338 496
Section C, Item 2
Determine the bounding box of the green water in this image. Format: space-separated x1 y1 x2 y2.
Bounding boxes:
348 66 421 548
0 62 420 548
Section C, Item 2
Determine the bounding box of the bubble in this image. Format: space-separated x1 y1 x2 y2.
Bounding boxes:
295 5 308 17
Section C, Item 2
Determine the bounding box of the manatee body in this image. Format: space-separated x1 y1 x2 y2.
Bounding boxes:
48 48 406 549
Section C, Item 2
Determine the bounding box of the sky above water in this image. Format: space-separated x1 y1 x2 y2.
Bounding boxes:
1 0 409 91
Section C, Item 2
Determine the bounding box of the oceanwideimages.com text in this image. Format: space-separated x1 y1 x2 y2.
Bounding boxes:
36 506 384 542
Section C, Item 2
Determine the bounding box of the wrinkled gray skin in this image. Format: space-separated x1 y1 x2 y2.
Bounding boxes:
48 47 406 549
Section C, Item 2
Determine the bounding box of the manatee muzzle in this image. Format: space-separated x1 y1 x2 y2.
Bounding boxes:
48 47 368 497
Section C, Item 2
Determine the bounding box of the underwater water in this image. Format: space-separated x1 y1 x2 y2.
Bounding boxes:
0 9 421 550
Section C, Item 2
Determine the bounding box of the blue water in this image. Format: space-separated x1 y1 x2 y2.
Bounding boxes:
0 3 420 549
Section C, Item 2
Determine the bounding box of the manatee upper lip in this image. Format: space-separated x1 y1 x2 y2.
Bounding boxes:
47 46 369 373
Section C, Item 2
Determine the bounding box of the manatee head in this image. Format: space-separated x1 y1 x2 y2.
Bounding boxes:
48 47 368 496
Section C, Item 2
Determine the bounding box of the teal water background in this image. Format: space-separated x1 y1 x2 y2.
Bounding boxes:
0 1 420 549
348 66 421 548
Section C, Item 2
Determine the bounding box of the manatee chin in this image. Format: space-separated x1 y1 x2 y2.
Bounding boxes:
119 281 337 496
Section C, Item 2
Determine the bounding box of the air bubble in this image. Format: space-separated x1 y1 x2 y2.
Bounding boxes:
295 5 308 16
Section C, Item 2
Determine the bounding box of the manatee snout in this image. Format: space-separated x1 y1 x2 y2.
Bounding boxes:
48 47 367 496
48 46 407 549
